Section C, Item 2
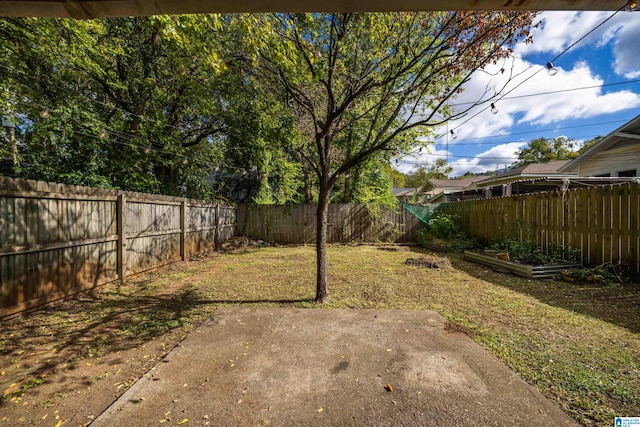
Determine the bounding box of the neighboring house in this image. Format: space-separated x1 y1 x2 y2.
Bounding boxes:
559 114 640 177
427 161 580 202
392 187 422 204
471 160 576 198
421 176 487 203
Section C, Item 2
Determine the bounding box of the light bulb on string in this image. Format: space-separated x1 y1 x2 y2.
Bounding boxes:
450 129 457 140
99 129 107 139
39 108 50 119
625 1 638 10
144 147 151 154
546 62 558 76
182 159 188 165
490 103 499 114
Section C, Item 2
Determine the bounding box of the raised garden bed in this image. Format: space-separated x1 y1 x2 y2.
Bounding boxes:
421 242 447 252
464 250 582 279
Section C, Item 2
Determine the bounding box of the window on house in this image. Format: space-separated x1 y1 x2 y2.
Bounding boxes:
618 169 636 177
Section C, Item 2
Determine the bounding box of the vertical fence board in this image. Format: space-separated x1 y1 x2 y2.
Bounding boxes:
236 203 420 244
1 178 235 317
439 183 640 272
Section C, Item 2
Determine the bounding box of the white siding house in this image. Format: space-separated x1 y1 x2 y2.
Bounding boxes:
560 114 640 177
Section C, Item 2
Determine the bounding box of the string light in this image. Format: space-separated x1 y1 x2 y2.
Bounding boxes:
490 103 499 114
39 108 50 119
99 129 107 139
451 5 627 135
450 129 457 140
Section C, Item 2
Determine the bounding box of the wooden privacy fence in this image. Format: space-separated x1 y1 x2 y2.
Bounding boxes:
237 203 421 244
0 177 235 317
440 183 640 272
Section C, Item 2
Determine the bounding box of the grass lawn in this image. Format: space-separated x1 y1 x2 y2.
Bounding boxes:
1 243 639 425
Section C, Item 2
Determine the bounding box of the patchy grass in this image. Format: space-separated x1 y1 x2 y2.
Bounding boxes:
1 243 638 426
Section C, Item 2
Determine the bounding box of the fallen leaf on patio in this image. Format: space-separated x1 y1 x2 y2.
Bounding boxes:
178 419 189 425
316 407 323 413
385 384 393 392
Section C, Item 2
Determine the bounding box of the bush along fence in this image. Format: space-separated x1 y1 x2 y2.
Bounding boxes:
439 182 640 273
0 177 235 317
236 203 421 244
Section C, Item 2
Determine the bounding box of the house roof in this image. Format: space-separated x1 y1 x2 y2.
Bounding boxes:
392 187 420 197
475 160 575 187
426 177 485 192
559 113 640 173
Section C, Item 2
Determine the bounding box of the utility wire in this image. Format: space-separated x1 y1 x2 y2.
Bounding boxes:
451 4 627 132
430 118 632 144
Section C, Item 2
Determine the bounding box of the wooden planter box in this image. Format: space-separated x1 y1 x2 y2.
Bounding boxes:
422 242 447 252
463 250 581 279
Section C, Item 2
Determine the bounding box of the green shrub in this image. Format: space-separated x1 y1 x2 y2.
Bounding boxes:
426 212 461 239
489 239 581 265
417 212 475 252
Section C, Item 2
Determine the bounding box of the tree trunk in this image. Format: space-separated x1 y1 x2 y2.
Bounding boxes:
315 180 330 303
343 174 350 202
9 126 18 169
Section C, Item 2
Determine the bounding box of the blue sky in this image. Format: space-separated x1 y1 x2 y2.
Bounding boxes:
397 10 640 177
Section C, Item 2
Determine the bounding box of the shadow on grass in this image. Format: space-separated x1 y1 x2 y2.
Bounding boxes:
449 255 640 334
0 287 313 400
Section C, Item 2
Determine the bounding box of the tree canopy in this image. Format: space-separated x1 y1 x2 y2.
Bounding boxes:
246 11 537 301
514 136 603 167
1 12 538 303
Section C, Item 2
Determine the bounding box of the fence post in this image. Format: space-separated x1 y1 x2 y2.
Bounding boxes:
180 200 187 261
117 193 126 283
214 203 220 251
631 183 639 273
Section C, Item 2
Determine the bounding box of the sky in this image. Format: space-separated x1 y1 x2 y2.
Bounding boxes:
396 9 640 178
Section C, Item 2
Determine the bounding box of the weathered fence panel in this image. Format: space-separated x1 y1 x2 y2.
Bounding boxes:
0 177 236 317
440 183 640 272
236 203 421 244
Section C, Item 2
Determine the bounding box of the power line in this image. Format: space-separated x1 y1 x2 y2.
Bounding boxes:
451 5 627 133
429 118 632 144
448 78 640 107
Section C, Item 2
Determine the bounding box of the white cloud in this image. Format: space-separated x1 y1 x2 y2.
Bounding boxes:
399 11 640 178
612 19 640 78
515 11 613 57
446 56 640 140
448 142 526 177
395 148 450 174
516 11 640 78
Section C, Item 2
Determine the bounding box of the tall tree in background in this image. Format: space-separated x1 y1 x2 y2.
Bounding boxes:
254 11 537 302
514 136 580 167
405 158 454 187
0 16 303 200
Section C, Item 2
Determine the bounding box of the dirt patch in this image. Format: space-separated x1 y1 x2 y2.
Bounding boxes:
404 255 451 269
